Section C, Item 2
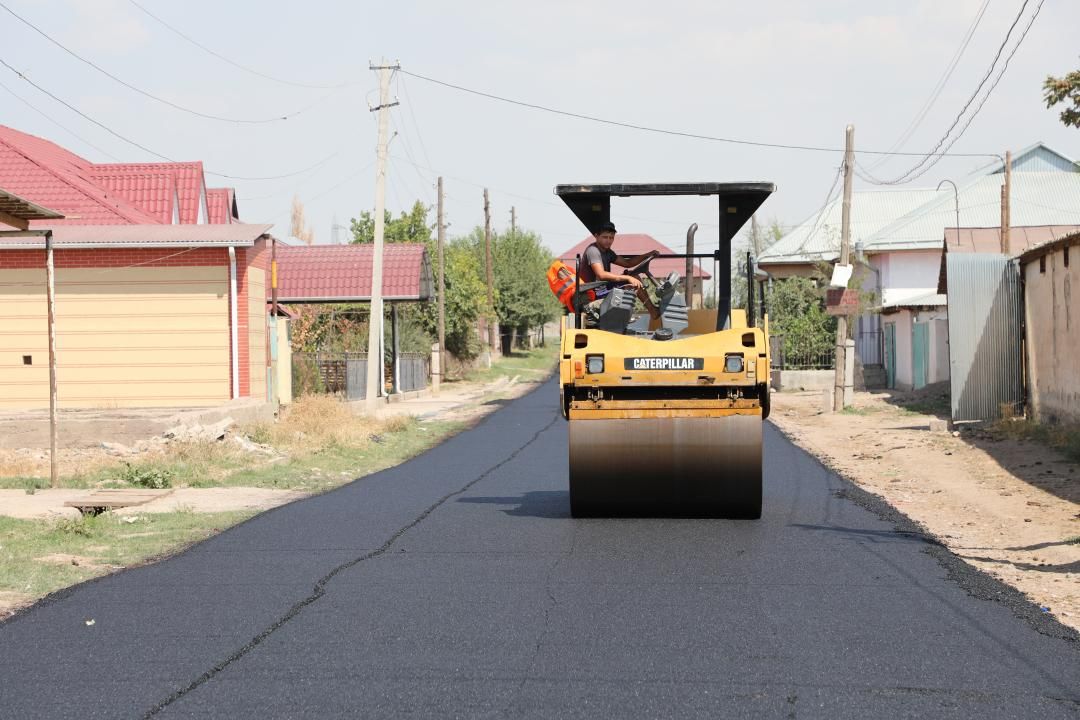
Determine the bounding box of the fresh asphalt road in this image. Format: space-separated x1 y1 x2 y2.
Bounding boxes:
1 379 1077 719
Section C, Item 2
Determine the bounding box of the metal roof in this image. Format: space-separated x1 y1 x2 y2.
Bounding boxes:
863 172 1080 252
758 187 939 265
0 223 271 248
1017 230 1080 265
274 243 433 302
975 142 1080 174
882 291 946 309
555 182 774 244
0 188 64 227
937 225 1080 293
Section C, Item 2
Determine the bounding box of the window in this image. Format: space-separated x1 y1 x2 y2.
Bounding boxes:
1065 246 1070 268
22 355 31 365
1040 256 1046 273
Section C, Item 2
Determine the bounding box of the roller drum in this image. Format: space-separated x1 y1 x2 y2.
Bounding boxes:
568 414 762 518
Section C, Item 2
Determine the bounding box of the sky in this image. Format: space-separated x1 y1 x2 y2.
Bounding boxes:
1 0 1078 256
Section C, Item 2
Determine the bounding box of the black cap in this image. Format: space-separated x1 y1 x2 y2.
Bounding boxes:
595 221 617 234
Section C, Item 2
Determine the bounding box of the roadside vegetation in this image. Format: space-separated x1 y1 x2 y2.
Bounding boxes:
987 417 1080 463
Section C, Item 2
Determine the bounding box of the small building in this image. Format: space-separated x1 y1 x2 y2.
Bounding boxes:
0 224 276 409
557 234 712 301
1018 232 1080 424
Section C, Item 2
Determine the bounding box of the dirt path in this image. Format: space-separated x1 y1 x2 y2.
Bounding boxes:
771 389 1079 632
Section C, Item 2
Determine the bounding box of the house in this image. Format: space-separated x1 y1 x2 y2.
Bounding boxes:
558 234 712 302
759 142 1080 391
1017 231 1080 424
0 125 286 410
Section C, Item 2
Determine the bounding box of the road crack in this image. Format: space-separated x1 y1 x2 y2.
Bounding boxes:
142 412 560 718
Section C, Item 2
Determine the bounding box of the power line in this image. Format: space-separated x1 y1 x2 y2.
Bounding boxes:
400 69 999 160
0 57 342 181
866 0 992 171
862 0 1043 185
0 77 121 161
127 0 364 90
0 1 345 125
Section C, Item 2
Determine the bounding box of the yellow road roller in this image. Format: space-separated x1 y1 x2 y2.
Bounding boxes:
554 182 775 518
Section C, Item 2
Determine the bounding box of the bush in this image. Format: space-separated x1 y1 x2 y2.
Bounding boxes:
120 463 173 489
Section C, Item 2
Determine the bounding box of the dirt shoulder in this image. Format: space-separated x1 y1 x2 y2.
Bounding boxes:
770 388 1079 632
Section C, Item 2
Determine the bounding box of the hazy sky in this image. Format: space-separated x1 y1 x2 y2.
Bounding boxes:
2 0 1077 254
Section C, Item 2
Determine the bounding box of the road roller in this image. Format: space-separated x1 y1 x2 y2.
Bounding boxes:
553 182 776 518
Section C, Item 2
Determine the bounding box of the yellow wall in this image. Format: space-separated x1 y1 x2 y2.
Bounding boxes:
0 266 230 409
247 268 266 400
1024 249 1080 423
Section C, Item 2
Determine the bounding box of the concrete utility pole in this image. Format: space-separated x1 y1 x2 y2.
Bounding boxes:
1001 150 1012 255
365 60 399 412
484 188 496 353
834 124 855 413
436 176 446 395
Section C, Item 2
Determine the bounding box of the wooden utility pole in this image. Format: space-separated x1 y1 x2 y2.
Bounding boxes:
365 60 398 411
1001 150 1012 254
436 176 446 394
510 206 516 236
484 189 496 353
833 125 855 413
45 231 58 487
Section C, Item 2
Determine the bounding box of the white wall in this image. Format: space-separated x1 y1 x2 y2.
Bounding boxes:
873 250 942 305
886 308 949 391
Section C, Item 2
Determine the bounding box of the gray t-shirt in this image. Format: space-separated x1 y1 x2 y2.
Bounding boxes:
580 243 617 284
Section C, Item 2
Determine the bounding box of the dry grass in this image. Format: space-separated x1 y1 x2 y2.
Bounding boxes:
988 417 1080 463
242 394 410 453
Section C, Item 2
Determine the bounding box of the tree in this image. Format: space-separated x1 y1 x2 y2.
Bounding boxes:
290 196 315 245
766 277 837 366
350 201 432 245
732 217 785 309
1044 65 1080 129
491 227 560 347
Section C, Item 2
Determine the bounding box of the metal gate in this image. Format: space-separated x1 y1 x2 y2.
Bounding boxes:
946 254 1023 421
345 355 369 400
912 323 929 390
884 323 896 389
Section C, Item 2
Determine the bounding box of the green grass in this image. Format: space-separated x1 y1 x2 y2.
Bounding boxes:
987 418 1080 463
1065 536 1080 546
840 406 882 416
462 343 559 383
0 510 255 602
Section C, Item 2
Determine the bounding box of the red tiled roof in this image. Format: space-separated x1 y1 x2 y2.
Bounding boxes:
206 188 237 224
0 126 162 225
274 243 432 302
91 162 206 224
558 234 712 279
88 169 178 224
0 223 272 249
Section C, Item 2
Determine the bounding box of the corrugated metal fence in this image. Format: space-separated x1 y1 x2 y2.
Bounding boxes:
946 254 1023 421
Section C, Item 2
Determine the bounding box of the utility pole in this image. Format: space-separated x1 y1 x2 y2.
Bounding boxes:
833 125 855 413
510 206 516 236
484 188 496 353
750 213 760 255
436 176 446 394
365 60 398 412
1001 150 1012 255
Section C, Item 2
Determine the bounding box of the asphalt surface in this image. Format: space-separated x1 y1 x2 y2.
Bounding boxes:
1 378 1078 719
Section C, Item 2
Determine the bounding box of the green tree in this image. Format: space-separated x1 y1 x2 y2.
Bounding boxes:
491 228 560 348
1044 65 1080 129
350 201 432 245
766 277 836 366
732 217 785 310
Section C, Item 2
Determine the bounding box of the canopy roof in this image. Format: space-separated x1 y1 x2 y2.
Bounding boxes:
555 182 775 246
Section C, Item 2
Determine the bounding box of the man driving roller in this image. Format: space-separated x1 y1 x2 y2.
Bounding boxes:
579 221 661 327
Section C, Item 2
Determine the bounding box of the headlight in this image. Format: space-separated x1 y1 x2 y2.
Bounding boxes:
586 354 604 374
724 354 744 373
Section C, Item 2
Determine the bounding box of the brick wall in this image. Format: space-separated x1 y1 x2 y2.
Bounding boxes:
0 247 229 269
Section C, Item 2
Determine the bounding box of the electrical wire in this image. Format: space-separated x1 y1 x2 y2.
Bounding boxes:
400 69 999 160
397 74 433 169
0 57 342 181
792 165 845 258
866 0 992 171
0 77 121 160
0 1 345 124
862 0 1043 185
126 0 364 90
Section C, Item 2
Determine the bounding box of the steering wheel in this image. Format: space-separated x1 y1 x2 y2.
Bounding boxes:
622 255 654 276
